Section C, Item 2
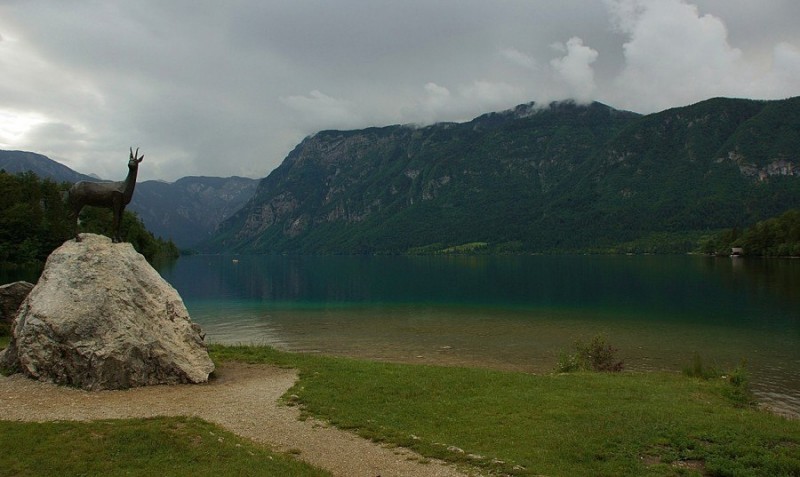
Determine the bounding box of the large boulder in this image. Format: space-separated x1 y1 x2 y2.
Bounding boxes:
0 234 214 390
0 281 34 326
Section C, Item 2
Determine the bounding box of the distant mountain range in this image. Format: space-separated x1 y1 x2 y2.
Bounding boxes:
132 177 258 248
206 96 800 254
0 150 258 248
0 150 96 183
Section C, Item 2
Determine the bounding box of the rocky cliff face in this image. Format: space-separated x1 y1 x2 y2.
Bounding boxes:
210 101 639 253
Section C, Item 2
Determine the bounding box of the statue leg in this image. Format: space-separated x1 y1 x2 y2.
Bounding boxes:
111 206 122 243
72 206 82 242
112 203 123 243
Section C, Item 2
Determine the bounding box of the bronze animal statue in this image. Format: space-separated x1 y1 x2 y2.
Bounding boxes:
67 147 144 243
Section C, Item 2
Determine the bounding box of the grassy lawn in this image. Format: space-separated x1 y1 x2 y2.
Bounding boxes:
0 416 330 477
1 341 798 476
212 345 800 477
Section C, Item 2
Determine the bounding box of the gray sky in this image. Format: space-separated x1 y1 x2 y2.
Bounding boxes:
1 0 799 181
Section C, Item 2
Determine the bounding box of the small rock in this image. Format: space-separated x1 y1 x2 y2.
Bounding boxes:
0 281 34 325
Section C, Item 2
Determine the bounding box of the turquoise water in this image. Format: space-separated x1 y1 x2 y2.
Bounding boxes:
157 254 800 417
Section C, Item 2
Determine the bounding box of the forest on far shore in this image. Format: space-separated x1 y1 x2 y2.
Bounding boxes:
701 208 800 257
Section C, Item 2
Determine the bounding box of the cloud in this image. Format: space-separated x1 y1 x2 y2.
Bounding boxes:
280 90 362 131
410 80 527 124
608 0 744 111
604 0 645 34
419 82 452 120
424 82 451 103
550 37 599 103
500 48 539 71
458 81 523 108
602 0 800 111
0 110 46 147
768 42 800 92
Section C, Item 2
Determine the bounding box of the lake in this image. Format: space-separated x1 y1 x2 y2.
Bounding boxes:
155 254 800 418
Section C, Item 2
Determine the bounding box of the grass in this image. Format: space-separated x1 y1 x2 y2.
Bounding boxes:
212 344 800 477
1 341 798 476
0 416 331 477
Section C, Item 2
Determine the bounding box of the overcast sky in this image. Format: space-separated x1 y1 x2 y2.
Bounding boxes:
1 0 799 182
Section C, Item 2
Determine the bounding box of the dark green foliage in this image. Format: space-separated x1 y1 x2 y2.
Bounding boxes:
77 207 180 263
0 170 178 269
555 334 624 373
208 97 800 254
0 171 72 265
702 208 800 256
740 209 800 256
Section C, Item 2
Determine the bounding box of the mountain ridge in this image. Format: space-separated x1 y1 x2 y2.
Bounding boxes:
207 97 800 254
0 150 96 183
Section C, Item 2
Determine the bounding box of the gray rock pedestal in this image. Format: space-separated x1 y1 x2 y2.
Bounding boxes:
0 234 214 390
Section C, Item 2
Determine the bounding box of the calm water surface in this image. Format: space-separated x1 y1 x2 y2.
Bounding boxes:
156 254 800 418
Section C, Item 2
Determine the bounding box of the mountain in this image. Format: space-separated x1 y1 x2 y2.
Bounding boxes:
0 150 95 183
0 149 258 249
128 177 258 248
207 97 800 254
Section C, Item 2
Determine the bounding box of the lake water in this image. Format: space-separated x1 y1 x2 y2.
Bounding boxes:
155 254 800 418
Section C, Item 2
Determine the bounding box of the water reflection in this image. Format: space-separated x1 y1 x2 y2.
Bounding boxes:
161 255 800 321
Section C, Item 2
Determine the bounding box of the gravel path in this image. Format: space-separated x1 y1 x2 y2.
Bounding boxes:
0 362 476 477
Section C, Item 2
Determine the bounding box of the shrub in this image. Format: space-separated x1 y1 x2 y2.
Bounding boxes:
722 363 755 407
683 353 754 407
555 334 624 373
682 352 721 380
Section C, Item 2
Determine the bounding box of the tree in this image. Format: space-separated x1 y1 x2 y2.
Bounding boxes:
0 171 178 269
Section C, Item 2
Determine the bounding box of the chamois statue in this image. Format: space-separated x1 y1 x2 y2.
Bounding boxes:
67 147 144 243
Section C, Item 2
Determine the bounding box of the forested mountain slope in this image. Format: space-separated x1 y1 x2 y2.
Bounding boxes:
205 97 800 253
